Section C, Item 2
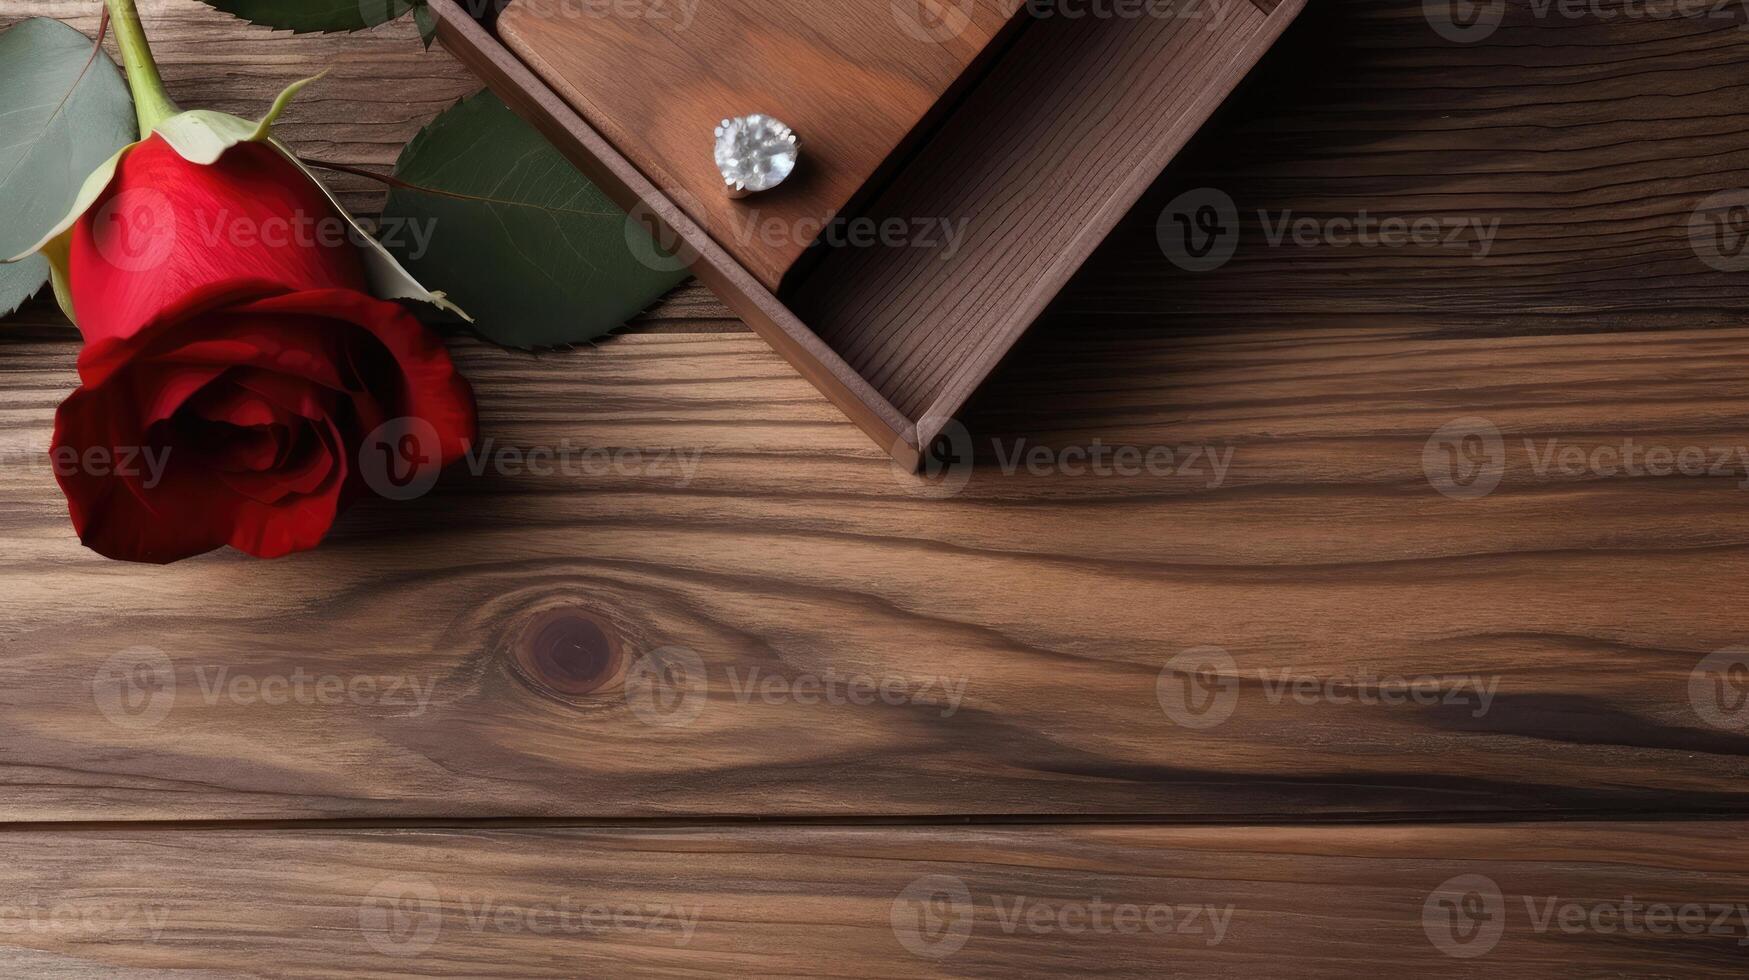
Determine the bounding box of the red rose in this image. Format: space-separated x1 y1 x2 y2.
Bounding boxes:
51 134 476 563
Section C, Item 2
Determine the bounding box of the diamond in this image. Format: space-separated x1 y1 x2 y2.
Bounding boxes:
714 114 799 198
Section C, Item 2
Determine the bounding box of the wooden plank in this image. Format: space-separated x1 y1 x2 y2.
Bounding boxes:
5 3 1749 822
3 322 1749 820
1087 0 1749 328
0 819 1742 975
2 10 1744 980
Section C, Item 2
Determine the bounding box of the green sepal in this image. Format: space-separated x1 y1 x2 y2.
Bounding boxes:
4 75 467 321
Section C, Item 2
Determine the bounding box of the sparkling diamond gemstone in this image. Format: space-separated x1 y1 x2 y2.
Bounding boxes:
714 114 798 196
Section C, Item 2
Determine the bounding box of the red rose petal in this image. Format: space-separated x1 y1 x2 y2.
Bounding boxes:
229 290 477 466
52 286 477 563
67 137 369 347
220 416 348 558
54 385 230 564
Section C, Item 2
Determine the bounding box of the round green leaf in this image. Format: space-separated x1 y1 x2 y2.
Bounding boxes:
381 91 688 349
0 18 136 318
195 0 414 34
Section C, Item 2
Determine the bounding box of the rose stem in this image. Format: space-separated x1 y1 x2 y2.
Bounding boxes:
102 0 180 134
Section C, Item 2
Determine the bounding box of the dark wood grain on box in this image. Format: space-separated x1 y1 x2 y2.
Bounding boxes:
789 1 1305 437
448 0 1309 466
3 821 1746 976
430 0 925 467
497 0 1020 291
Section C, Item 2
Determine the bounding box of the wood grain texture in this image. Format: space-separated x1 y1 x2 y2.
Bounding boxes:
2 2 1747 975
432 0 927 465
792 0 1749 434
498 0 1021 290
491 0 1310 455
482 0 1749 461
789 0 1302 428
0 820 1743 976
3 322 1749 820
1078 0 1749 328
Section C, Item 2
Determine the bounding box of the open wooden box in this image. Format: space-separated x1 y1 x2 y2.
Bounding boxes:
429 0 1306 469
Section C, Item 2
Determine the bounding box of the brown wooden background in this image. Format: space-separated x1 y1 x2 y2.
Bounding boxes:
1 0 1747 974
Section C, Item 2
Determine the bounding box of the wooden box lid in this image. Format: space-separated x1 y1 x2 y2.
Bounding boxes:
429 0 1306 469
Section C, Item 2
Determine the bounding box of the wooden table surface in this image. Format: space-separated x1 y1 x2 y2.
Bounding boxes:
3 0 1748 975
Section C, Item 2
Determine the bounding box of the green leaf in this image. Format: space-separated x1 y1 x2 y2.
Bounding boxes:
0 260 46 321
0 19 136 319
195 0 413 34
381 91 688 349
414 2 438 49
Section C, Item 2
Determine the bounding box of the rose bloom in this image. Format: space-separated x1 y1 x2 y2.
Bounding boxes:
53 134 476 563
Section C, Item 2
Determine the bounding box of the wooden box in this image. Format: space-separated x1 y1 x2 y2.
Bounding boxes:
429 0 1306 469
